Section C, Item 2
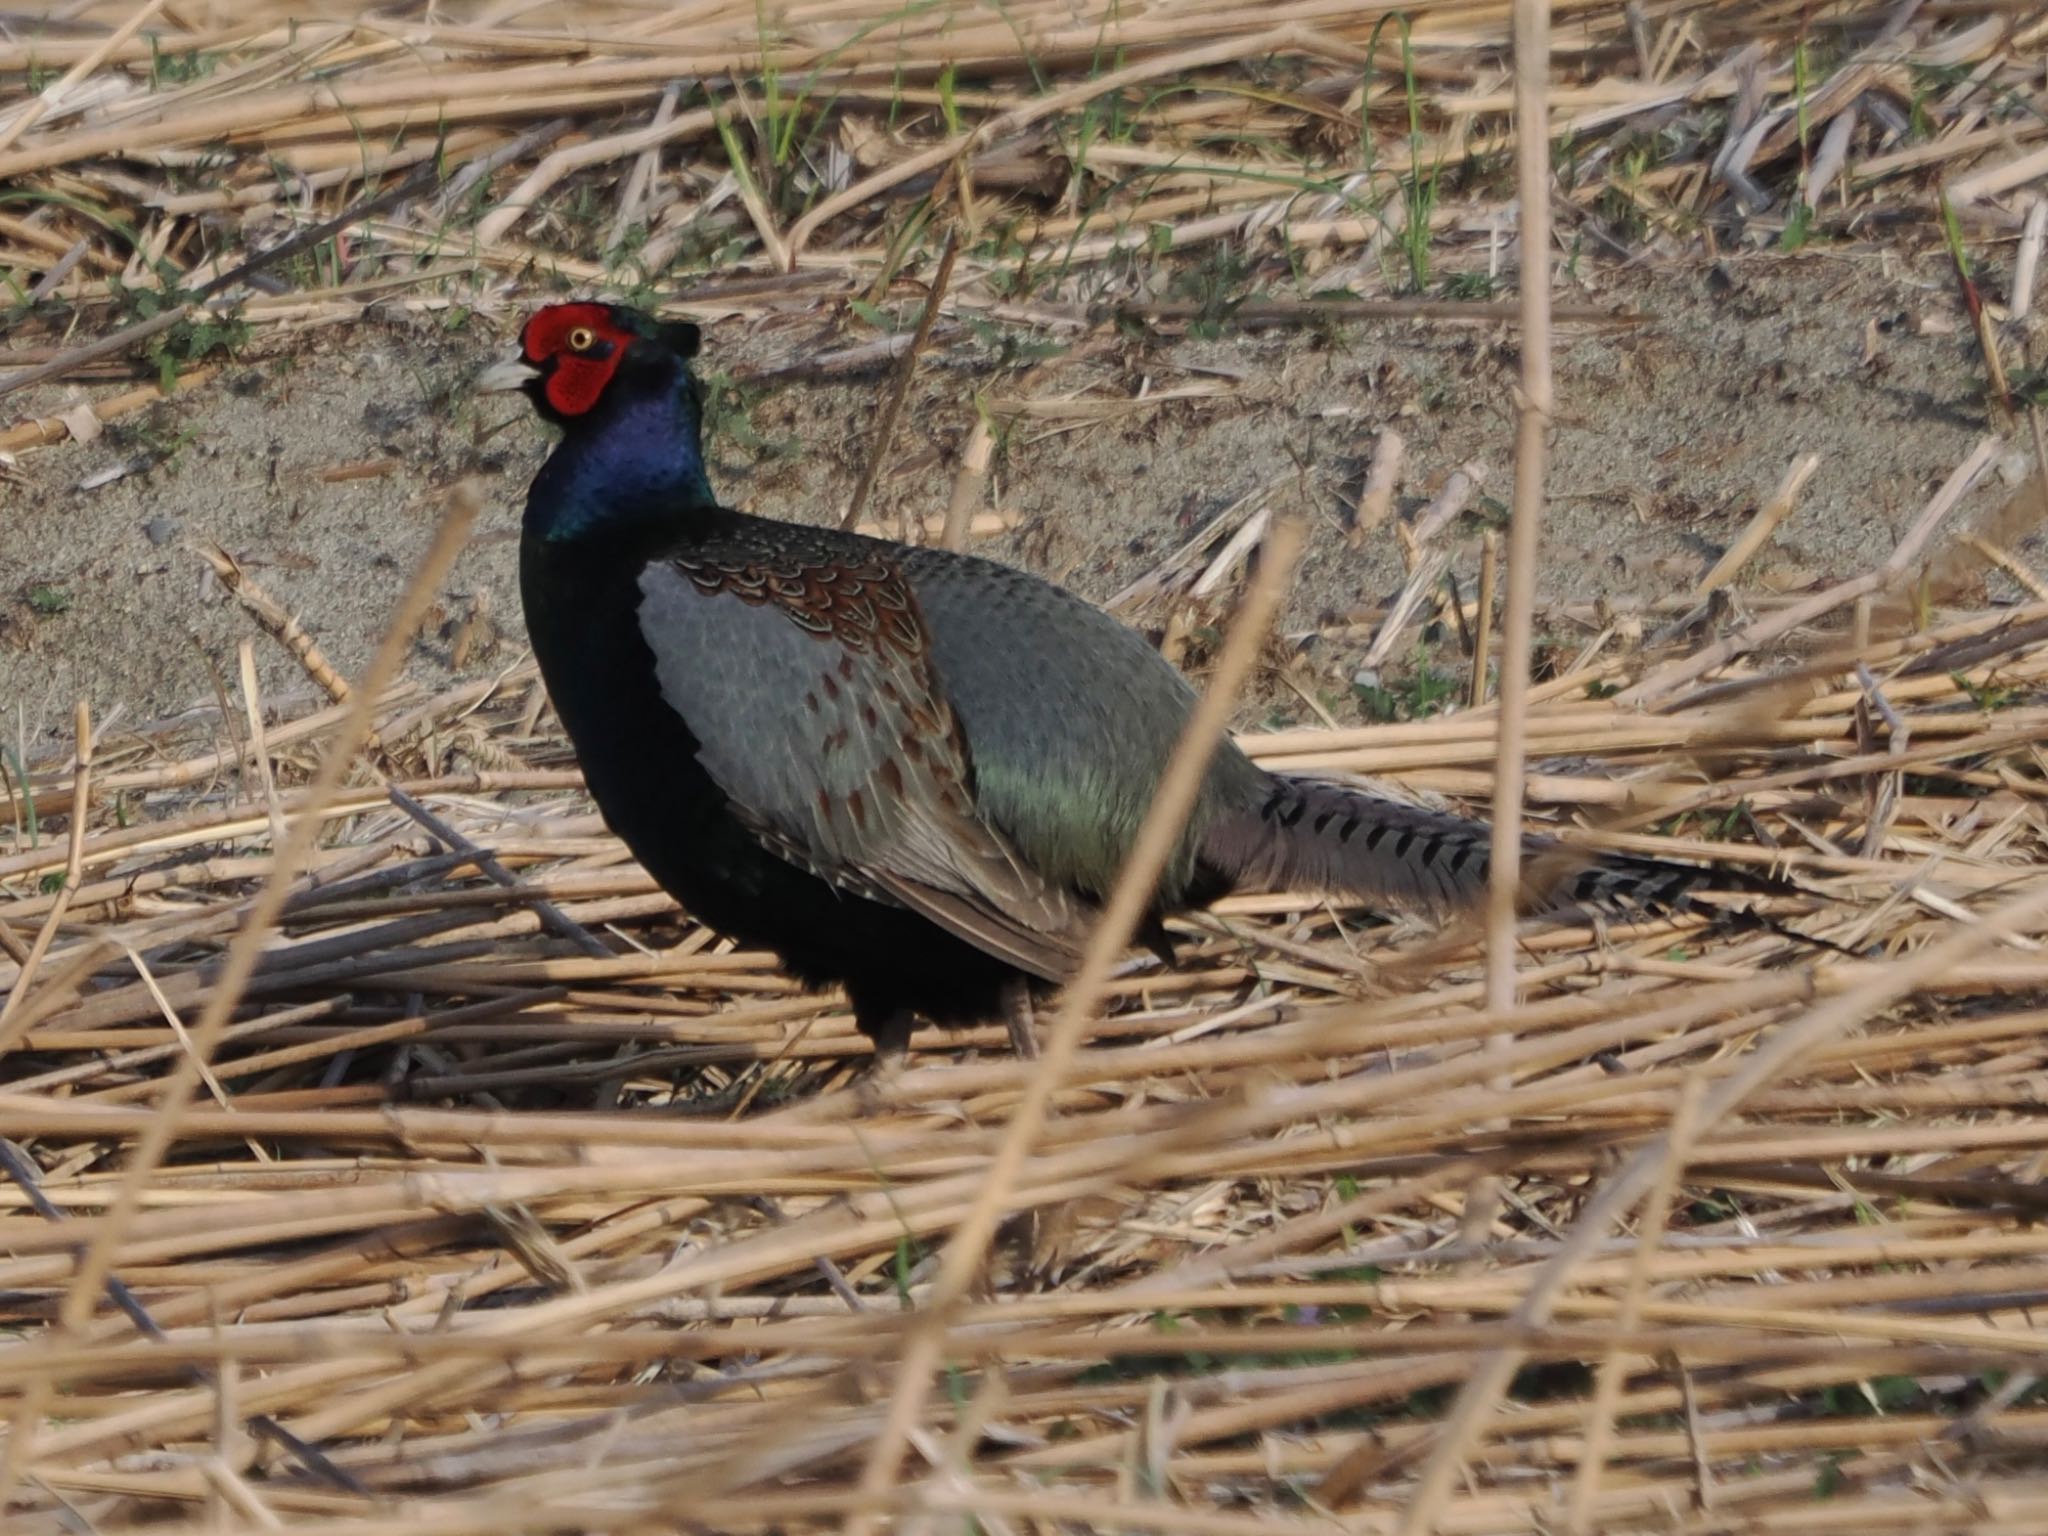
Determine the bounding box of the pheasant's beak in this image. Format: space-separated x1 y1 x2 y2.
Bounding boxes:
476 357 541 393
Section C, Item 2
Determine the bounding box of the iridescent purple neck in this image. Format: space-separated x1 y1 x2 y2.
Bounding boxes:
525 359 713 542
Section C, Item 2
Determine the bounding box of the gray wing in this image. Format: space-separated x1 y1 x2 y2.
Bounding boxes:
636 553 1091 979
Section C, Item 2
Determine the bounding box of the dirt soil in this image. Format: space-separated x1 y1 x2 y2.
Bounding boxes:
2 250 2036 763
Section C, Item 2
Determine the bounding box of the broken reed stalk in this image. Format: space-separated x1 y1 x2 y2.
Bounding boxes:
386 786 611 960
840 226 960 536
2013 197 2046 322
7 723 2048 1534
192 541 354 707
786 24 1348 262
849 515 1305 1531
0 305 194 402
1347 427 1403 549
1455 0 1556 1311
1469 530 1498 708
1694 451 1821 597
939 410 994 553
1563 1073 1707 1532
0 366 221 455
235 640 287 851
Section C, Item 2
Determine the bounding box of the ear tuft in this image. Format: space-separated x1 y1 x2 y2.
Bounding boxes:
657 321 702 359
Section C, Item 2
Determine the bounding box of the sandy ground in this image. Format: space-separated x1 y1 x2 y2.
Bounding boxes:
2 249 2036 763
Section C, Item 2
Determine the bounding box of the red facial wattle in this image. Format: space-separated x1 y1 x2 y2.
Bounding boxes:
520 303 631 417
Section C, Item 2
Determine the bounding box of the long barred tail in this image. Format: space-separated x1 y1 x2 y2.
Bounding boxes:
1201 772 1801 920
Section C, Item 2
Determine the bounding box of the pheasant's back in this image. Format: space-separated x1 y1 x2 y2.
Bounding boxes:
612 508 1265 906
899 542 1264 901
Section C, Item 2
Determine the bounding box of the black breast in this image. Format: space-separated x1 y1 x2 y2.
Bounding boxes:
518 527 1029 1038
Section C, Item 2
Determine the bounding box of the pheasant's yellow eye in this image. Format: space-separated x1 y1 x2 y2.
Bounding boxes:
566 326 597 352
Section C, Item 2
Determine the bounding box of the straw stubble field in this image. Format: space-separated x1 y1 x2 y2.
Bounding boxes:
6 2 2048 1533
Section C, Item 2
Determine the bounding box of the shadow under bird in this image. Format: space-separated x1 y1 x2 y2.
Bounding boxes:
485 302 1763 1058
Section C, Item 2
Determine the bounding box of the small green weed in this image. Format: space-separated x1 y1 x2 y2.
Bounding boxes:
1936 188 1972 282
124 417 199 468
847 297 907 332
892 1234 918 1304
1779 198 1816 251
1814 1452 1857 1499
696 369 798 461
1395 20 1438 292
1687 1191 1741 1223
1164 242 1256 336
109 276 249 389
1355 651 1459 723
744 0 943 219
959 313 1065 367
1598 140 1655 245
25 584 71 616
147 38 217 89
1792 34 1813 161
1953 671 2024 711
2010 368 2048 408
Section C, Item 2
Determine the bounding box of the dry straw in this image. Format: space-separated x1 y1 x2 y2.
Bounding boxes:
6 1 2048 1533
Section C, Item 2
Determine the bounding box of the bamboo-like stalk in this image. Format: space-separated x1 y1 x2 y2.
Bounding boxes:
1481 0 1555 1021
